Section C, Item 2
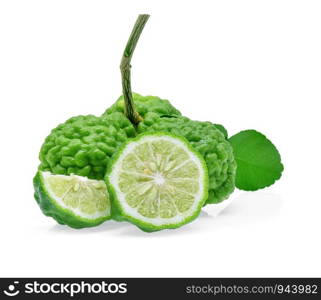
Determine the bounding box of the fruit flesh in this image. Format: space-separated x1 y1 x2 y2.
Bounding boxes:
106 133 208 231
45 172 109 218
34 171 111 228
138 113 236 204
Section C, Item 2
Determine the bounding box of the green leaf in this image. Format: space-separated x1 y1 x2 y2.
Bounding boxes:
229 130 283 191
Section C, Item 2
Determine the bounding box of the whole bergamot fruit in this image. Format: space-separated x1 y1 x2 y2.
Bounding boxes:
102 92 181 119
39 112 135 180
137 113 236 204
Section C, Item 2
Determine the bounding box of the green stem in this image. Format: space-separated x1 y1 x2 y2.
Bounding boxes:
120 14 150 125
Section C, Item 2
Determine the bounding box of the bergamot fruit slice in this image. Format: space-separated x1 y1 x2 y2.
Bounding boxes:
106 133 208 232
138 113 236 204
33 171 111 228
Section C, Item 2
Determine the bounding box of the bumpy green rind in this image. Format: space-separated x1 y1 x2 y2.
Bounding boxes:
33 172 111 229
213 124 228 139
137 113 236 204
105 132 209 232
38 113 136 180
102 93 181 119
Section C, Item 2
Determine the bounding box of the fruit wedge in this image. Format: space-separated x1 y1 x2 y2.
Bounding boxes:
34 171 111 228
106 133 208 231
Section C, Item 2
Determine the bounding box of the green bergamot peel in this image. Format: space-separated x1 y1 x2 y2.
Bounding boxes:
39 113 135 180
34 171 111 228
103 92 181 119
106 133 209 232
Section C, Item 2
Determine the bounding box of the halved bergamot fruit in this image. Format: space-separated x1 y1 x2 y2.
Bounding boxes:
33 171 111 228
106 133 208 231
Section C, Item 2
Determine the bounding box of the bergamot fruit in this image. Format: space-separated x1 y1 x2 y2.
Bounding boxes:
106 132 208 232
39 113 135 180
34 171 111 228
137 113 236 204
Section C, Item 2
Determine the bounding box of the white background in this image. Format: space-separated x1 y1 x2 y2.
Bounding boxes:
0 0 320 277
